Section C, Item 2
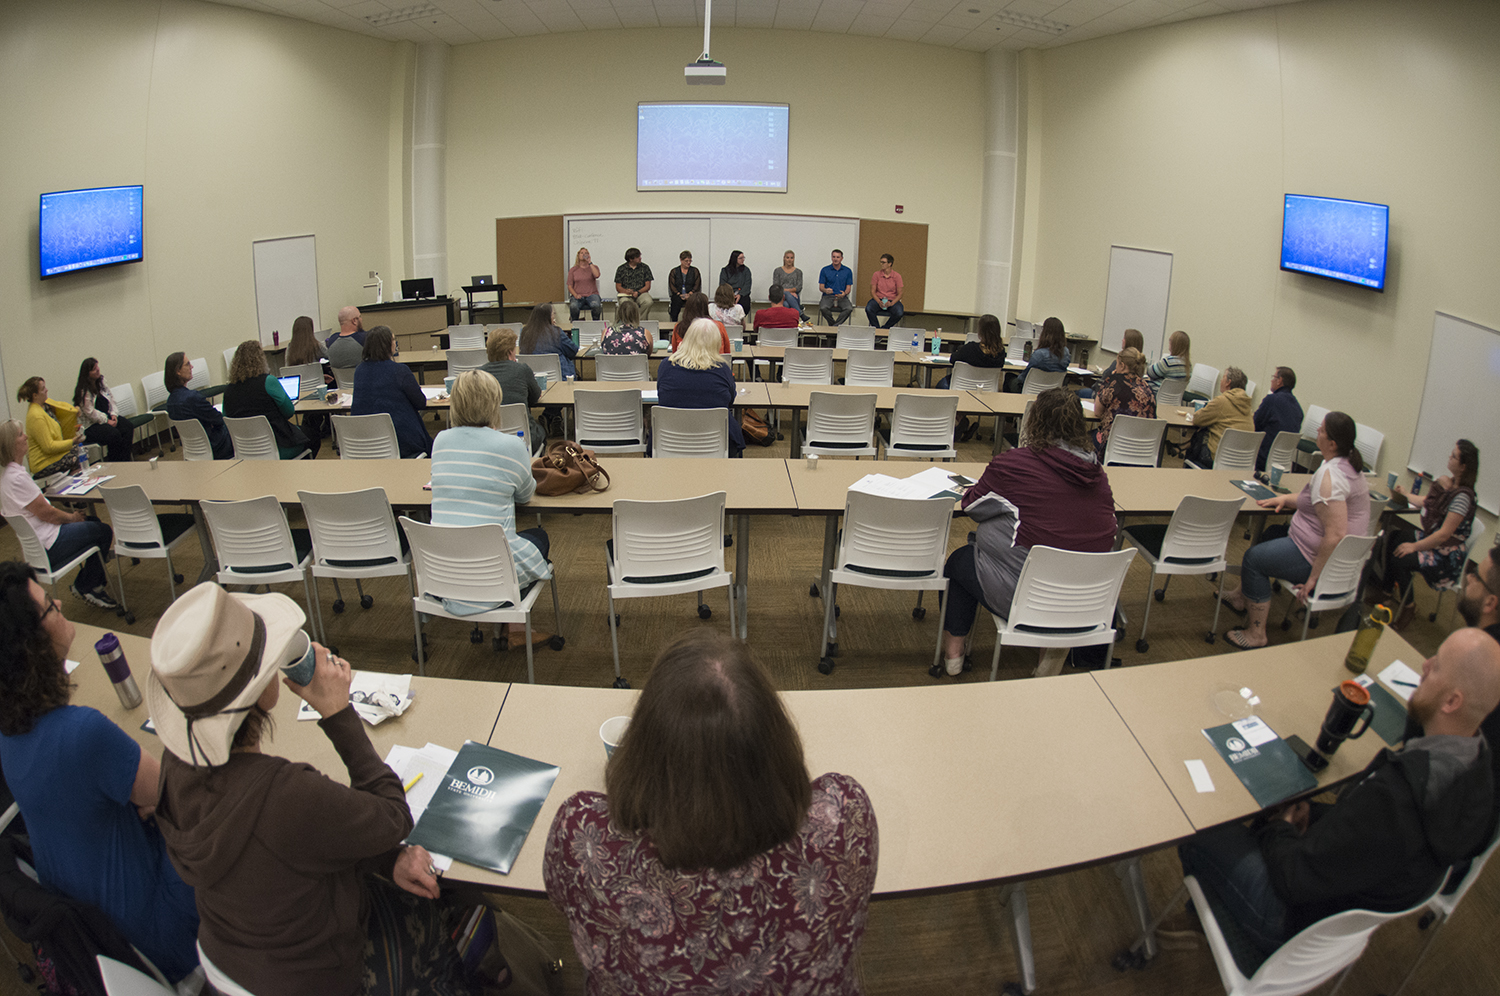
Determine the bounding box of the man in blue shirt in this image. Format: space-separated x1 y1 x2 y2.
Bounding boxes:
1252 365 1303 470
818 249 855 326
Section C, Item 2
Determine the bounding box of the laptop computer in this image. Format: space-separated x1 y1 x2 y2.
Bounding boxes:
471 275 494 288
276 374 301 400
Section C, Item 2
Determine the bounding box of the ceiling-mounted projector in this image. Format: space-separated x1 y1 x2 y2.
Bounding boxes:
685 58 726 85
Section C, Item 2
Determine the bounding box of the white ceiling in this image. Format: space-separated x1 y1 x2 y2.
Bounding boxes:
205 0 1306 53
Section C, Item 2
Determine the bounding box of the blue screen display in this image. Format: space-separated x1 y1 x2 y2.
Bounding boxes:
1280 194 1388 290
39 185 144 279
638 103 789 192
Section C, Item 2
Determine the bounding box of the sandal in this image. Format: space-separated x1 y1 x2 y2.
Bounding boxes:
1221 596 1248 618
1223 628 1265 651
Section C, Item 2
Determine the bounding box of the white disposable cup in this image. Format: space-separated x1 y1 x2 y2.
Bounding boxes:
807 454 819 470
600 716 630 759
1387 471 1398 489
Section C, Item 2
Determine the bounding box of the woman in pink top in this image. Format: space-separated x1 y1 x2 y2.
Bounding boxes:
568 246 602 322
1221 410 1370 648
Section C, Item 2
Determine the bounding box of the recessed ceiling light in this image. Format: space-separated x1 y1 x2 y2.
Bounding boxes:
365 4 438 27
993 9 1069 34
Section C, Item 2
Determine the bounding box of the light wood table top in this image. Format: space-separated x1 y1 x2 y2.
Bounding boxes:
187 457 436 506
761 383 995 416
538 381 772 409
53 459 243 504
1107 467 1313 516
785 459 990 514
486 679 1194 897
521 457 797 515
1091 631 1417 831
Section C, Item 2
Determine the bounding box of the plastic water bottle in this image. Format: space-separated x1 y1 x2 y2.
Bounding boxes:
76 443 89 475
911 328 921 351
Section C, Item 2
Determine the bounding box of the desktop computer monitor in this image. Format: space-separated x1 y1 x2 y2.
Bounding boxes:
401 277 435 299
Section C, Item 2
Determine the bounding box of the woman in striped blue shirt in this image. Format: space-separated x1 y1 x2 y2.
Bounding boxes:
429 370 552 646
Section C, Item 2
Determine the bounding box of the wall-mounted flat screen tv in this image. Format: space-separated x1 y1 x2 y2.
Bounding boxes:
39 185 144 279
638 103 789 192
1280 194 1388 290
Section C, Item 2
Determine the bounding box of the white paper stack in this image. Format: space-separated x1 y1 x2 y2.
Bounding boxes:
384 742 458 871
297 670 414 725
847 466 965 501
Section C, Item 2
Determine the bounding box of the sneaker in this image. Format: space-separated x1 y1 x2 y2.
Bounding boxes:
72 584 118 610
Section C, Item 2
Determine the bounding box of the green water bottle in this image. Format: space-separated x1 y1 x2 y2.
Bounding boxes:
1345 604 1392 674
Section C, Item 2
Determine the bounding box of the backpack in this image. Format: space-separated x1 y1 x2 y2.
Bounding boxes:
740 410 775 447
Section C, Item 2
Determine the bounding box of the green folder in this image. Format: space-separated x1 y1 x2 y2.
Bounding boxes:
1354 676 1410 746
1203 721 1318 809
406 742 560 875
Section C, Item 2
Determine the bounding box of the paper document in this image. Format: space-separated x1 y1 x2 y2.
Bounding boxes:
58 474 115 496
385 743 459 871
65 658 81 675
298 670 414 725
848 466 968 501
1376 660 1421 702
641 390 659 403
1080 399 1095 415
1184 759 1215 793
421 386 446 400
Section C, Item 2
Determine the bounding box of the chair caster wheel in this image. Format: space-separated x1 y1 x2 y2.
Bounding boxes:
470 627 484 644
613 613 622 626
818 658 834 675
1205 632 1216 644
360 594 374 609
698 605 712 620
1272 581 1282 594
1280 618 1292 631
122 611 136 625
723 533 733 548
611 676 631 689
1136 639 1149 653
549 635 565 651
332 599 346 614
173 573 184 583
1002 982 1028 995
1154 589 1166 603
1308 616 1319 629
928 662 945 678
809 583 820 598
912 606 926 620
131 557 141 566
776 432 784 440
1428 611 1438 622
1111 948 1148 972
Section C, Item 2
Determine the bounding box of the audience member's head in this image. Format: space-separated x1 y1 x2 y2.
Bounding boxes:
606 630 811 871
1121 328 1144 353
675 292 711 336
520 304 556 353
976 314 1003 354
1223 366 1247 391
1167 330 1192 365
1274 365 1296 392
337 306 360 332
670 320 728 372
1457 542 1499 628
614 296 640 328
360 326 395 363
285 317 321 366
228 340 269 383
449 370 502 429
1117 347 1146 377
73 357 103 406
1455 439 1480 489
1410 628 1500 736
1321 410 1362 471
486 328 519 363
0 420 25 468
768 284 785 305
724 250 745 274
1038 317 1066 356
624 247 642 263
0 562 72 738
714 283 736 310
1020 387 1089 453
164 352 189 391
16 377 45 405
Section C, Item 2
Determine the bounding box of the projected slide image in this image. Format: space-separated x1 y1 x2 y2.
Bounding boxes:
638 103 789 191
1280 195 1387 289
40 186 143 278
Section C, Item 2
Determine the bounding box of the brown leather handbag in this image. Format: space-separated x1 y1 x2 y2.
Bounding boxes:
531 440 609 496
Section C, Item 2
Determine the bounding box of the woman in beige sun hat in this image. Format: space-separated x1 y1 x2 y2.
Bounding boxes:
148 582 476 996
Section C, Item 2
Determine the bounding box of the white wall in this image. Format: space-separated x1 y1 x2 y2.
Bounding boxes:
443 29 986 313
0 0 397 404
1017 0 1500 478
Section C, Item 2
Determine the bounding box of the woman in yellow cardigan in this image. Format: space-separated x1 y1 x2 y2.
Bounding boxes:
17 377 82 480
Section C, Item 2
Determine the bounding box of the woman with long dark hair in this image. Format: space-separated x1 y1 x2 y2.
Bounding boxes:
350 327 431 458
163 352 232 459
284 315 332 442
669 292 728 353
223 339 316 459
72 358 135 462
1380 439 1481 628
718 248 752 317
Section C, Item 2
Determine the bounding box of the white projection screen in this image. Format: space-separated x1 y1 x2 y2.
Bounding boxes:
637 103 789 193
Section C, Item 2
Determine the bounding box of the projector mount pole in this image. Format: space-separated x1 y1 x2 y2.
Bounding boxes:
701 0 712 61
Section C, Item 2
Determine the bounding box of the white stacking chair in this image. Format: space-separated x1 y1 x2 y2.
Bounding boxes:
484 322 524 336
1181 872 1441 996
844 348 895 387
298 488 414 650
817 491 952 676
220 346 236 373
596 354 650 382
140 372 177 452
5 514 118 609
1188 427 1263 473
1281 533 1379 639
652 406 728 458
225 415 310 460
278 362 323 398
1354 422 1384 470
803 392 877 459
985 546 1137 680
884 393 959 460
447 324 485 350
783 347 834 385
445 348 487 378
639 320 661 340
574 320 607 348
99 484 197 613
835 327 875 350
1264 430 1301 472
606 492 735 683
1005 336 1030 363
518 353 563 385
111 385 170 454
200 496 319 641
497 402 536 457
186 357 211 393
331 365 358 392
400 517 563 682
1120 495 1245 653
575 389 646 454
1155 376 1188 409
169 418 216 462
1021 368 1066 396
1392 831 1500 996
1185 362 1219 400
197 942 256 996
756 327 797 349
1296 404 1332 471
96 955 176 996
331 413 400 460
1102 415 1168 468
950 361 1002 394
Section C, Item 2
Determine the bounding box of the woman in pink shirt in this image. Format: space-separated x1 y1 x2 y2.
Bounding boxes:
568 246 602 322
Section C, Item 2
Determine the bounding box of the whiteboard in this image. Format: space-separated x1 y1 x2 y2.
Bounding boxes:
1409 311 1500 514
1101 245 1172 361
252 235 320 347
565 214 859 303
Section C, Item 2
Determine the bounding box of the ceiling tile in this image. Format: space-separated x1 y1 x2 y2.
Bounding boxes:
883 18 931 39
848 14 897 35
922 23 967 44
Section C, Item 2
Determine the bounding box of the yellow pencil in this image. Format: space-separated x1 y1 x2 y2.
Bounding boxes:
403 772 423 793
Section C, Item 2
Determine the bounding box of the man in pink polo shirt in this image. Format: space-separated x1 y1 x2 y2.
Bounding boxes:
864 253 904 329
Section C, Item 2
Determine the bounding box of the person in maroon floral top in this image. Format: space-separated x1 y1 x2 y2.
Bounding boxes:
599 297 652 356
544 631 878 995
1092 346 1157 461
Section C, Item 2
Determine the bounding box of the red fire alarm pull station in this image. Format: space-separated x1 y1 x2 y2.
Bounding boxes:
895 205 904 214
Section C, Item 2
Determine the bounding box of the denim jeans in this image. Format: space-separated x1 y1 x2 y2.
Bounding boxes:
49 516 112 592
1178 822 1292 959
1240 535 1311 602
865 300 904 329
569 294 602 322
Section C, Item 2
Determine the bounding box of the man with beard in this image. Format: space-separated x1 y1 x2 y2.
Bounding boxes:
1174 628 1500 968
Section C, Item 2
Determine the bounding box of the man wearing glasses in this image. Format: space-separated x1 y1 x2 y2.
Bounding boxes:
1457 542 1499 643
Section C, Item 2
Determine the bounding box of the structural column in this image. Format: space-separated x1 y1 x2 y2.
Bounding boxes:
978 48 1019 322
411 41 449 295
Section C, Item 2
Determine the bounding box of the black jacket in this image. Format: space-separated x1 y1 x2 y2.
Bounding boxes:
1257 734 1494 934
